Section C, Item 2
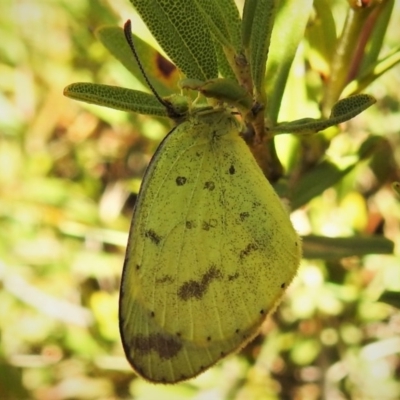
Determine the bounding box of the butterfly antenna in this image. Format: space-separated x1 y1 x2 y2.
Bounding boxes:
124 20 170 109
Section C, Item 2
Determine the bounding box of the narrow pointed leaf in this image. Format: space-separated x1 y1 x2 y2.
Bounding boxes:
290 135 383 209
358 0 394 75
214 39 236 78
290 158 358 210
64 83 168 117
129 0 218 80
96 27 179 96
242 0 275 95
330 93 375 118
305 0 337 77
303 235 394 260
378 291 400 309
272 94 376 135
180 78 253 111
265 0 313 122
342 47 400 97
241 0 255 48
195 0 241 52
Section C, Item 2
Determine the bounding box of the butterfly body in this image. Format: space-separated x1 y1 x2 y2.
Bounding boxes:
120 108 301 383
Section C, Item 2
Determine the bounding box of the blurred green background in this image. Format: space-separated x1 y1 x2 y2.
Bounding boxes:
1 1 400 399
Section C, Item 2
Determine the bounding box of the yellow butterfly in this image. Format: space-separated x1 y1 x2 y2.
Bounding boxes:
119 106 301 383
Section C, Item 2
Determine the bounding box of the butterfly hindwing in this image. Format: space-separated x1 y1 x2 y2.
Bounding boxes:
120 110 301 383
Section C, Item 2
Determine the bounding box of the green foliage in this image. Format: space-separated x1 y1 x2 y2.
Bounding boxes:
265 0 314 122
195 0 242 52
2 0 400 399
272 94 376 135
241 0 275 96
64 82 170 116
129 0 218 80
96 26 180 96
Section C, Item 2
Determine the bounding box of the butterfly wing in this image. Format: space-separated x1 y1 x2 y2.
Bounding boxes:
120 110 301 383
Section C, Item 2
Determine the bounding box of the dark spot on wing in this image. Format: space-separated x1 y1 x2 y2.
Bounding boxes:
186 220 197 229
145 229 162 245
229 165 235 175
260 309 265 314
156 274 174 284
178 265 223 301
136 264 140 270
235 329 240 334
131 333 182 359
202 219 218 231
204 181 215 191
239 212 250 221
155 52 176 78
207 336 211 341
150 311 155 317
228 272 239 281
239 243 259 259
176 176 187 186
281 282 286 289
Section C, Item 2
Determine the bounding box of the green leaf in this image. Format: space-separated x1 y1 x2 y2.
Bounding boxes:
96 26 179 96
194 0 241 79
241 0 255 49
321 5 379 115
194 0 241 52
342 46 400 97
305 0 337 77
129 0 218 80
290 135 383 210
330 94 375 118
242 0 275 96
302 235 394 260
265 0 314 122
213 39 236 79
64 83 169 117
358 0 395 75
290 158 358 210
272 94 376 135
180 78 253 112
378 291 400 309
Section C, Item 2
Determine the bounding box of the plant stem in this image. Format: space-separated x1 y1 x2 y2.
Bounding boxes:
321 4 374 116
